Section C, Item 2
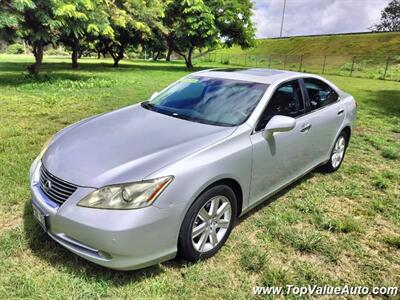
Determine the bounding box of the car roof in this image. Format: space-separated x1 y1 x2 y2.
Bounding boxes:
193 68 313 85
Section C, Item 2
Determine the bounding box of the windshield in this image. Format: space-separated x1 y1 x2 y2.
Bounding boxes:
142 76 268 127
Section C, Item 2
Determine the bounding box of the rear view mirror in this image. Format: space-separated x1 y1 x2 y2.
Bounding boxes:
262 115 296 139
150 92 159 100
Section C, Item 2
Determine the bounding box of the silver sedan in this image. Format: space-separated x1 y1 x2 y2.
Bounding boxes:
29 68 356 270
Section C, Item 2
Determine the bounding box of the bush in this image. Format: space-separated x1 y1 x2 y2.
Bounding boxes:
7 43 24 54
45 47 69 56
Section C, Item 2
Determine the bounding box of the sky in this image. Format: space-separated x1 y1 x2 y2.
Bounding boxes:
252 0 391 38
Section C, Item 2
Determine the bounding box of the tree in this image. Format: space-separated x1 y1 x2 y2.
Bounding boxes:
371 0 400 32
207 0 256 48
164 0 217 68
54 0 114 68
163 0 255 68
0 0 60 75
145 26 167 60
101 0 164 67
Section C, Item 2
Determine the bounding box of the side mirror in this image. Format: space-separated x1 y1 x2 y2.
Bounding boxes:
150 92 159 100
262 115 296 139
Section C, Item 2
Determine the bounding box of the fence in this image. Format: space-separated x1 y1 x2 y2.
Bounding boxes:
196 53 400 81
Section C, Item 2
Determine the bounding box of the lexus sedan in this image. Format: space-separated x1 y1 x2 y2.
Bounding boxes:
29 68 356 270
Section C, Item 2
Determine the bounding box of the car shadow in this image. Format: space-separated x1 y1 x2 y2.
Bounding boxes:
237 171 314 225
22 200 189 286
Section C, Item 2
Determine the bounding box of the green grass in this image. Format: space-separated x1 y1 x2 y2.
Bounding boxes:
198 32 400 81
206 32 400 57
0 54 399 299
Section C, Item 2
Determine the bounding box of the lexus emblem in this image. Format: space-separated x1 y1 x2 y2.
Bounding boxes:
45 180 52 191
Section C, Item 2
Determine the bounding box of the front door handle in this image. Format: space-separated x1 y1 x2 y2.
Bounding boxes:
300 123 312 133
337 109 344 116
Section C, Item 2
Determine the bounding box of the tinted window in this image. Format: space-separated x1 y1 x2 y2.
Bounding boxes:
304 78 338 110
256 80 304 131
143 76 268 127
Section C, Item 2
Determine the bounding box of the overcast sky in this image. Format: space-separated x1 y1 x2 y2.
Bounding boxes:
252 0 391 38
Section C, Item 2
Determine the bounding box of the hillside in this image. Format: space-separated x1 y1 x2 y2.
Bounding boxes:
211 32 400 57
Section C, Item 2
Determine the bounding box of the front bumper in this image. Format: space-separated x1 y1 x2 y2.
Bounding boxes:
29 161 180 270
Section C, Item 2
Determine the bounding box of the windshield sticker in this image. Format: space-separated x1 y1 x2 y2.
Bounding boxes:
182 78 199 83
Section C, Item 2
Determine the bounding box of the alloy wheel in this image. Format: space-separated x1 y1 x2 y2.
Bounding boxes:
191 195 232 253
331 136 346 168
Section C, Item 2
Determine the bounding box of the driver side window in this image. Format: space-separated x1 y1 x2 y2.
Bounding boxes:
256 80 304 131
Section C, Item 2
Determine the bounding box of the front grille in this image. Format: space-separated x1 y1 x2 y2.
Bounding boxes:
39 165 77 205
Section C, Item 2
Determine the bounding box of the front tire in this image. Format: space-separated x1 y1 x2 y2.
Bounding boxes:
178 185 237 261
321 131 348 173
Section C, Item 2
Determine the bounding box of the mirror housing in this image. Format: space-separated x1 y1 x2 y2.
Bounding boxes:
262 115 296 139
150 92 159 100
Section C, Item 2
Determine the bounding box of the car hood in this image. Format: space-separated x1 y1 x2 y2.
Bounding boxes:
42 104 235 188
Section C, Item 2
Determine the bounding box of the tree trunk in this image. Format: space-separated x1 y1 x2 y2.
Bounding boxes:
185 47 194 68
166 44 173 61
97 51 101 59
28 41 44 76
71 38 80 69
108 47 124 67
153 51 160 60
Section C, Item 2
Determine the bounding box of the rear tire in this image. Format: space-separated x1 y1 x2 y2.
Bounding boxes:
178 185 237 261
320 131 348 173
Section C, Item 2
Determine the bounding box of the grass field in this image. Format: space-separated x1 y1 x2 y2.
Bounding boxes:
0 55 399 299
198 32 400 81
208 32 400 57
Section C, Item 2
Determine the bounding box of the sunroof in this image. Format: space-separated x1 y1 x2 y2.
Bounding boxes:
212 68 284 76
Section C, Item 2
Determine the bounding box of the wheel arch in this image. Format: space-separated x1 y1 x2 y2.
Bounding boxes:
341 126 351 145
205 178 243 217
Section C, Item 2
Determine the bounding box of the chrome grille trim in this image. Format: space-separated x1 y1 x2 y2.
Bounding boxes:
39 165 77 204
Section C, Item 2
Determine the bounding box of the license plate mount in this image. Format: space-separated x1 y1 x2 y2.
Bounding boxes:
32 202 48 231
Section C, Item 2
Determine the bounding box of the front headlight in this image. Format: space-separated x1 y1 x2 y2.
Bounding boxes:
77 176 174 210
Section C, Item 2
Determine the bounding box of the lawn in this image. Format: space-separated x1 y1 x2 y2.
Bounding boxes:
198 32 400 81
208 32 400 57
0 55 399 299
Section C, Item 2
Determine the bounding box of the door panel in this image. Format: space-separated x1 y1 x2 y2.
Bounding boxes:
302 77 346 164
304 103 345 166
249 79 310 205
249 115 313 204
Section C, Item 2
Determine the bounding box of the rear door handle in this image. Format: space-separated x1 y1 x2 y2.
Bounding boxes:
300 123 312 133
337 109 344 116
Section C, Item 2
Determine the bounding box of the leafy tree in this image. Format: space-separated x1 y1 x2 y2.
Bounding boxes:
164 0 217 68
0 0 60 75
54 0 114 68
101 0 164 67
164 0 255 68
208 0 255 48
371 0 400 31
145 26 167 60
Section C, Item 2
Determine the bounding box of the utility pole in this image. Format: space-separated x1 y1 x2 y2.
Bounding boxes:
279 0 287 38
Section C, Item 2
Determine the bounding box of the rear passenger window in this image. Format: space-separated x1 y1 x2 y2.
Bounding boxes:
304 78 338 110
